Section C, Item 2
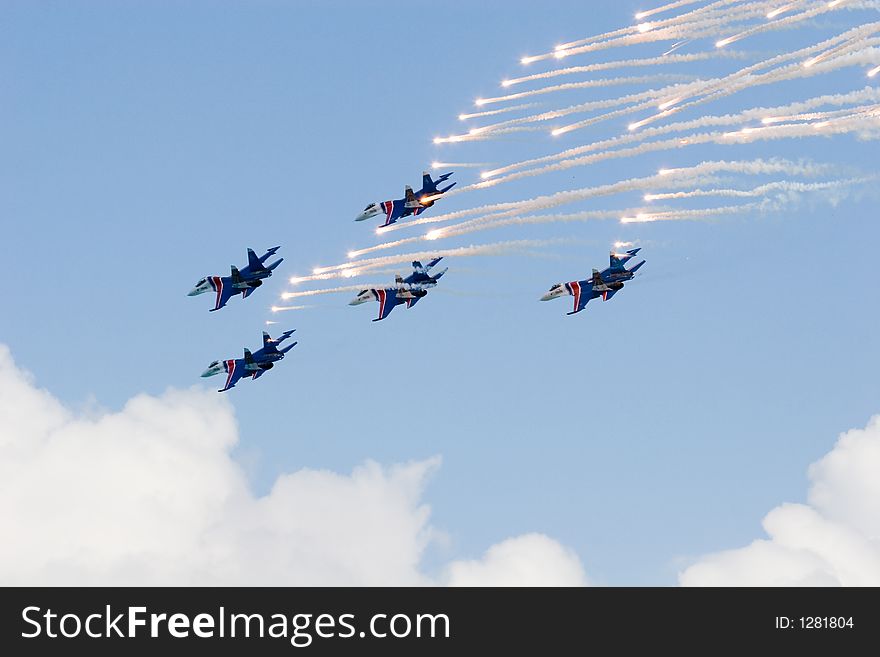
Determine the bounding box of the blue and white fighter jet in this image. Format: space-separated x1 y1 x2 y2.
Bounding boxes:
355 172 456 227
541 249 645 315
349 258 447 321
201 330 297 392
188 246 283 312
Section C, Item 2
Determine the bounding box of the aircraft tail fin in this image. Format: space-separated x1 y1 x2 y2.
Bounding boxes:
629 260 646 274
247 248 263 271
280 341 297 354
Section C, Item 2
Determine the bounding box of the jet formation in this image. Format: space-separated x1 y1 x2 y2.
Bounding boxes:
355 171 456 227
189 246 283 311
541 248 645 315
187 172 648 392
349 258 447 321
202 330 298 392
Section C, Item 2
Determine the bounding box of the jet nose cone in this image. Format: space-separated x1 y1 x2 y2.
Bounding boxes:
188 288 200 297
540 293 554 301
349 298 362 306
200 369 213 377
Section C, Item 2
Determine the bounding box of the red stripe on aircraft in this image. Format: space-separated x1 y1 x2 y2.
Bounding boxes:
376 289 386 319
570 281 581 314
224 359 235 390
213 276 223 310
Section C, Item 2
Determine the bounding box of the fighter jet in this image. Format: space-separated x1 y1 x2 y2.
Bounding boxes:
349 258 447 321
188 246 283 312
541 248 645 315
201 330 297 392
355 172 456 227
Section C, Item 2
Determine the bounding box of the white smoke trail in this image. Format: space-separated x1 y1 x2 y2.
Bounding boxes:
551 0 746 53
548 1 791 61
635 0 705 20
766 1 804 20
430 161 492 169
428 175 872 241
281 286 388 301
555 35 880 135
480 24 880 141
432 126 544 144
620 202 764 222
383 157 834 239
715 0 863 48
297 239 570 284
483 88 880 178
503 51 745 87
475 74 696 106
643 177 875 201
457 103 540 120
478 114 880 188
360 160 835 259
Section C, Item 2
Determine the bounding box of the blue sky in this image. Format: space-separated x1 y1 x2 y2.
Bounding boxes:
2 0 878 585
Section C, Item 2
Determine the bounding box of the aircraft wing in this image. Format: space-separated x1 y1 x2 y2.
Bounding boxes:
601 287 621 302
218 359 246 392
565 281 592 315
373 288 404 321
380 200 403 227
209 276 238 312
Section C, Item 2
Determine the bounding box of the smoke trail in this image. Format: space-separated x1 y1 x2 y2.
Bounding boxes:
281 286 388 301
503 51 745 87
555 35 880 135
384 157 834 239
430 161 492 169
483 88 880 178
295 239 571 285
643 177 875 201
270 305 312 311
620 202 764 222
766 2 803 20
550 0 746 53
475 74 695 107
478 23 880 141
547 1 787 61
457 104 540 120
359 160 836 258
432 126 544 144
478 114 880 188
427 176 872 241
635 0 705 20
715 0 861 48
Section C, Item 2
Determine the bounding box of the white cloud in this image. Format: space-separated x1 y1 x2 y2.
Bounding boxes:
0 345 587 586
680 416 880 586
446 533 589 586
